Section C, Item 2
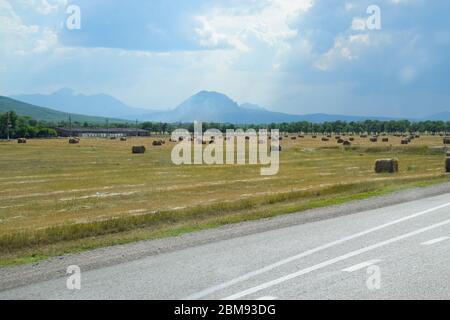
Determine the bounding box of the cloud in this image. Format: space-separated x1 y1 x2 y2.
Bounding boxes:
19 0 67 15
0 0 59 56
1 0 450 118
194 0 313 50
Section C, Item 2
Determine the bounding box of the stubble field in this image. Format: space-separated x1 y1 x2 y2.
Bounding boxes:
0 134 448 265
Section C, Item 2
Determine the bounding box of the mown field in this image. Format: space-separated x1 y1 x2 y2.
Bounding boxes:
0 134 449 265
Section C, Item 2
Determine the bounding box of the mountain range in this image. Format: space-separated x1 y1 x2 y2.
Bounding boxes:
0 96 127 123
11 88 154 119
6 89 450 124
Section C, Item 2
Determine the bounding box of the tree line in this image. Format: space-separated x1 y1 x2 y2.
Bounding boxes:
0 112 57 139
1 110 450 139
141 119 450 135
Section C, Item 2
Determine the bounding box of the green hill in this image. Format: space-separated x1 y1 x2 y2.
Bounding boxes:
0 96 127 123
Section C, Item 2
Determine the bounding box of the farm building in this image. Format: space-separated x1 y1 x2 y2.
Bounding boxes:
56 128 150 138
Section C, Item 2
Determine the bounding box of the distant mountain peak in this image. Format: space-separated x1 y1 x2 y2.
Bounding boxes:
53 87 75 96
176 91 239 112
188 90 236 103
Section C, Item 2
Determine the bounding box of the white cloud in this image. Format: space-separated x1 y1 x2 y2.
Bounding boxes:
194 0 313 51
314 34 371 70
0 0 59 56
351 17 366 31
19 0 67 15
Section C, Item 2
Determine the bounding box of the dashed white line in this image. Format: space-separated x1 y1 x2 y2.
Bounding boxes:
186 201 450 299
342 259 382 272
222 218 450 300
421 236 449 245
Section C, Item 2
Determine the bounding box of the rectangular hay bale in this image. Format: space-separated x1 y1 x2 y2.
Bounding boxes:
132 146 146 154
375 158 399 173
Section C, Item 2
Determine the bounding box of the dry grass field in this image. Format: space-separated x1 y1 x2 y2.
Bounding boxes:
0 134 449 265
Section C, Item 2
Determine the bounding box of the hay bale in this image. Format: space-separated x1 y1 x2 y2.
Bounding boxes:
446 158 450 173
360 135 368 138
382 138 389 142
152 140 163 146
321 137 329 142
120 137 127 141
335 136 341 140
132 146 146 154
312 135 317 138
443 137 450 145
69 138 80 144
401 139 409 145
291 137 297 140
343 140 351 146
337 138 344 144
110 136 117 140
17 138 27 144
375 159 399 173
298 135 305 138
349 137 355 141
370 137 378 142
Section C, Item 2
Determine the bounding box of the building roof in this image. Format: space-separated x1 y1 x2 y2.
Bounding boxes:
56 128 148 133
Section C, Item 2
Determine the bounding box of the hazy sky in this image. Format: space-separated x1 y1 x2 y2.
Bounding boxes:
1 0 449 117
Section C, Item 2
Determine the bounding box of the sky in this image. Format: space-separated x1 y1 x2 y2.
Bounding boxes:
0 0 449 117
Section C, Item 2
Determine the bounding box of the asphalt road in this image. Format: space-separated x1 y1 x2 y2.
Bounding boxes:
1 192 450 300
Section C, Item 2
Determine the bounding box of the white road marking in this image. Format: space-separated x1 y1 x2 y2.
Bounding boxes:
342 259 381 272
421 236 449 245
186 201 450 299
222 218 450 300
256 296 277 300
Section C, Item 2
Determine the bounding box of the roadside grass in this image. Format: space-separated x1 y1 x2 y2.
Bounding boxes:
0 175 448 266
0 135 448 266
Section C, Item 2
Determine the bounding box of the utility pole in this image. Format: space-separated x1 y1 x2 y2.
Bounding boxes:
135 119 138 137
68 114 72 136
6 112 11 141
106 118 109 138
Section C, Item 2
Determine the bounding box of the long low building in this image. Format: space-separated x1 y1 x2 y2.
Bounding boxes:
56 128 150 137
